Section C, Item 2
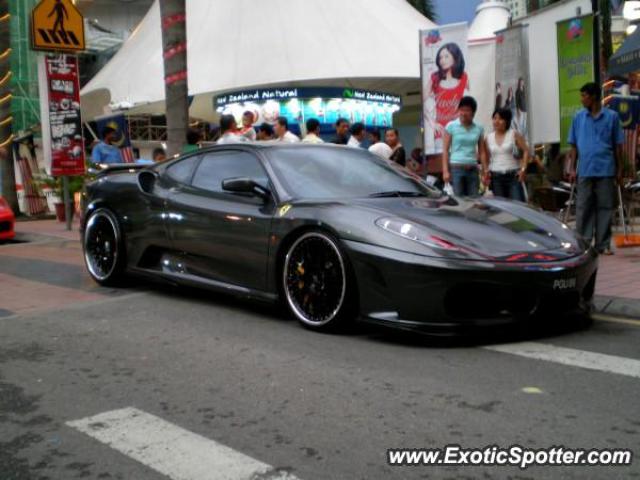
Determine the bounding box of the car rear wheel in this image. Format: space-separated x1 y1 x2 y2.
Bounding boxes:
83 208 126 286
282 231 356 331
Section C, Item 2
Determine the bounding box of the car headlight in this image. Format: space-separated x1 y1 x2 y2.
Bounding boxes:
375 217 460 251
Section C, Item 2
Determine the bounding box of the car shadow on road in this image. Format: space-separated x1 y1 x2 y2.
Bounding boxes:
362 315 593 349
117 274 594 349
135 279 295 324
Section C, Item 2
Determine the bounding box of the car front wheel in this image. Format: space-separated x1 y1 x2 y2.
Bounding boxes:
282 231 356 331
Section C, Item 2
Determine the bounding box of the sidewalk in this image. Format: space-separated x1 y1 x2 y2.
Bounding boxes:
1 219 103 317
7 219 640 320
592 246 640 318
15 217 81 242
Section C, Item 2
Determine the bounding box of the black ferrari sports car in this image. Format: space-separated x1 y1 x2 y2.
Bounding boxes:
81 144 597 332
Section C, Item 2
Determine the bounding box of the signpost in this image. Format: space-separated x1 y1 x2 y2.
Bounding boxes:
45 54 85 177
31 0 86 52
31 0 85 230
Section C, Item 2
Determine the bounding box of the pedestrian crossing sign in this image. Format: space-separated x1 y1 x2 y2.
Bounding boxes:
31 0 85 52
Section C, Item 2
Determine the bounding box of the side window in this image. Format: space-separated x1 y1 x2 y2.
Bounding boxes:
191 151 268 193
166 155 199 184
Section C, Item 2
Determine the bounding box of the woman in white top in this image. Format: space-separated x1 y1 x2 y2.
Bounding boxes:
485 108 530 201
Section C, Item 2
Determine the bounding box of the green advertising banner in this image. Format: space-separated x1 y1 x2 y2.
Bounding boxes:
557 16 594 150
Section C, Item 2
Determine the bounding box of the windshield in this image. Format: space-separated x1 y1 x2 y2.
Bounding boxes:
266 146 442 200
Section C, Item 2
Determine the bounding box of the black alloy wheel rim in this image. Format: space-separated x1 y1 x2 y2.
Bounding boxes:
84 212 118 281
284 233 346 326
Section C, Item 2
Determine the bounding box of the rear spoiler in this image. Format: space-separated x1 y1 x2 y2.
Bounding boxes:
90 163 150 178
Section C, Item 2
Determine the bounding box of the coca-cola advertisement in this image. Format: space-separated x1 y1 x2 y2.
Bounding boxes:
45 54 85 176
420 23 469 155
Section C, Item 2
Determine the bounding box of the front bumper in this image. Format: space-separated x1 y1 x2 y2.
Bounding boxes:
344 240 598 332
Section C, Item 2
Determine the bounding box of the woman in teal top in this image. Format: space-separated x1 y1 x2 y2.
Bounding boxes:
442 96 489 197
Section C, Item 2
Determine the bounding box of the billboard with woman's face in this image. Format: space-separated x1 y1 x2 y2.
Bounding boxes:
420 23 469 155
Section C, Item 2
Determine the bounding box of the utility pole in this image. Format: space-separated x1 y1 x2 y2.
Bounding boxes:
599 0 612 73
159 0 188 157
0 0 19 213
589 0 612 82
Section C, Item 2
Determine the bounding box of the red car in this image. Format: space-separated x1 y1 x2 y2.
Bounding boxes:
0 196 15 241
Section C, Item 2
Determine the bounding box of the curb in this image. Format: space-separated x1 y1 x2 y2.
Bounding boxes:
594 295 640 320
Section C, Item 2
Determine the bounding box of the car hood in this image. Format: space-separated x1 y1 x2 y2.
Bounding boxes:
348 196 583 261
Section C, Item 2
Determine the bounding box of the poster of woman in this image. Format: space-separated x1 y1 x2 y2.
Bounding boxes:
420 23 469 155
494 26 531 144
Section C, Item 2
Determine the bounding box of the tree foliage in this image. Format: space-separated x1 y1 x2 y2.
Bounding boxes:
406 0 437 22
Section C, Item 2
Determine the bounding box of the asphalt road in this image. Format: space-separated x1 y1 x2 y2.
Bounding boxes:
1 238 639 479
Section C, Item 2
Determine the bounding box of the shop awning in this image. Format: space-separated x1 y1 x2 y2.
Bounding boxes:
609 28 640 76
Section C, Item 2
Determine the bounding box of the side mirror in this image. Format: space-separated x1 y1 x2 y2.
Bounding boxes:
222 177 271 201
137 170 158 194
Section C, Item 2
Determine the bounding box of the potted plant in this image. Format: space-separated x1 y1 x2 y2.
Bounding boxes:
34 175 85 222
31 173 59 216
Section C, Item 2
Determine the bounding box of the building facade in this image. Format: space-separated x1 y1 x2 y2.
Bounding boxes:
505 0 561 20
76 0 153 37
9 0 40 134
506 0 527 19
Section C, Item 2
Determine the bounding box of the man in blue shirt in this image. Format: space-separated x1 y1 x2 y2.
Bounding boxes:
91 126 122 164
568 82 624 255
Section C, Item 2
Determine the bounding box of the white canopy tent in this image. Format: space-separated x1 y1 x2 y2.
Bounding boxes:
81 0 436 120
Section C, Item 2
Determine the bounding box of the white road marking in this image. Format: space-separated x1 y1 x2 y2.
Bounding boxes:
520 387 544 394
67 407 300 480
485 342 640 379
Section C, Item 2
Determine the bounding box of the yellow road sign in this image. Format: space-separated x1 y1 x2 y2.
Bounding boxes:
31 0 85 52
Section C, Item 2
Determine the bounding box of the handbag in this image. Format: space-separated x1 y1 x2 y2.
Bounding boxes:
443 182 454 196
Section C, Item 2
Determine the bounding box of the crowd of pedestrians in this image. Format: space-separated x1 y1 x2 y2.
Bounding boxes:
440 83 624 254
124 82 623 255
187 112 413 169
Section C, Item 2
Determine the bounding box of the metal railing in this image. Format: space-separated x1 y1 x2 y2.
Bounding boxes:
128 116 167 141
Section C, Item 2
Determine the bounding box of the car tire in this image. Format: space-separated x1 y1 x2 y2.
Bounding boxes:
83 208 126 286
282 231 357 331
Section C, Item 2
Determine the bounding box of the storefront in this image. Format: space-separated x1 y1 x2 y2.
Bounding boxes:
214 87 402 138
607 28 640 179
